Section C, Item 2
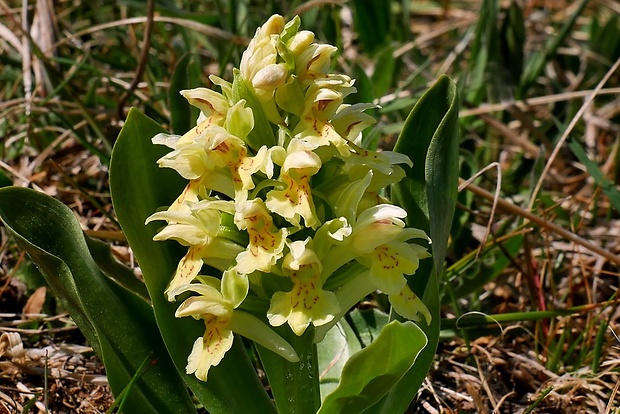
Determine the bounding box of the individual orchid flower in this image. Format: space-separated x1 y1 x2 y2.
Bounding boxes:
335 172 430 293
295 42 338 86
313 270 432 343
146 199 243 301
267 238 340 336
266 139 322 229
293 75 357 157
233 198 287 274
174 269 298 381
331 103 377 144
180 87 230 134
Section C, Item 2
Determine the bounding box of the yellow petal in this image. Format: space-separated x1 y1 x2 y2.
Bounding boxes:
186 318 234 381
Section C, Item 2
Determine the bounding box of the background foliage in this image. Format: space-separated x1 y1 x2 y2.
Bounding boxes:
0 0 619 412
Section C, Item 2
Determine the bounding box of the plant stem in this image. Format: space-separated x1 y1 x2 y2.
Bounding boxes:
258 327 321 414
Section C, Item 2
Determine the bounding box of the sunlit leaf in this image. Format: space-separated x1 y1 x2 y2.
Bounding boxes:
317 321 427 414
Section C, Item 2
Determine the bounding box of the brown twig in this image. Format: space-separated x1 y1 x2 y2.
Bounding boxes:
117 0 155 120
528 57 620 211
460 178 620 266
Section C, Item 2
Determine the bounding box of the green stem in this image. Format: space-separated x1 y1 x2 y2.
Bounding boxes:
258 327 321 414
441 303 606 331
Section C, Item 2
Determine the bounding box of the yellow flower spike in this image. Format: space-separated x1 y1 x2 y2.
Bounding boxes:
267 238 340 336
234 198 287 274
266 139 322 229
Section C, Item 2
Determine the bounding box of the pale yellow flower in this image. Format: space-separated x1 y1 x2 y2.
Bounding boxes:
146 200 242 301
234 198 287 274
266 139 321 229
174 270 298 381
267 238 340 335
293 75 356 156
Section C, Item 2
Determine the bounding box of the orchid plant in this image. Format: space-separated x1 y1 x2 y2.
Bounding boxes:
0 14 458 414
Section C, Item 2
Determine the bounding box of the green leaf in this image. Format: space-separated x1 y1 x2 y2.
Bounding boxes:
347 308 390 348
169 52 202 135
365 273 440 414
85 235 150 302
392 75 459 276
257 327 320 414
110 108 277 414
232 71 276 150
317 319 362 399
317 321 427 414
384 75 459 411
0 187 195 414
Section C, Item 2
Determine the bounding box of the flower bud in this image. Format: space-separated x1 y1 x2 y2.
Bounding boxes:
252 63 288 91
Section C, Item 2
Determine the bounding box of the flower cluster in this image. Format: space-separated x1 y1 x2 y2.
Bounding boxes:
147 14 431 381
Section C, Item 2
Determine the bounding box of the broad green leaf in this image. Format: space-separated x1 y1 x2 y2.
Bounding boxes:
364 273 440 414
347 308 390 348
85 235 150 303
317 321 427 414
317 319 362 399
0 187 195 414
384 75 459 411
110 108 277 414
391 75 459 278
169 52 202 134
